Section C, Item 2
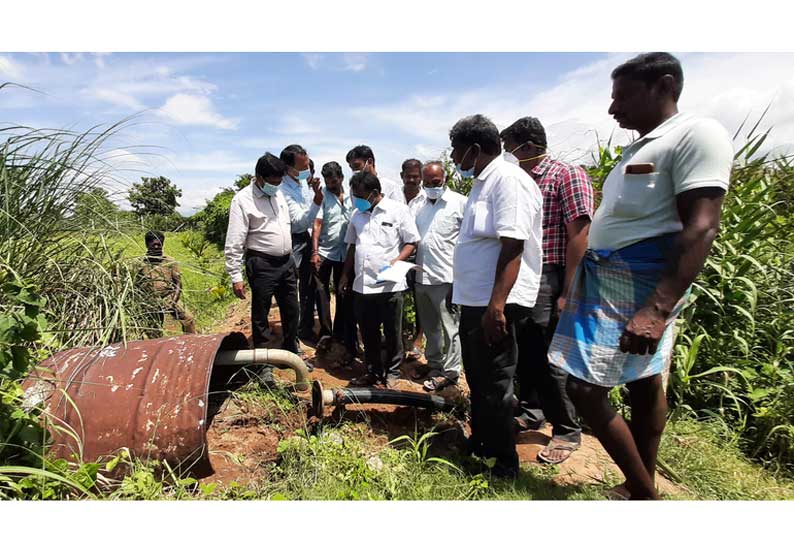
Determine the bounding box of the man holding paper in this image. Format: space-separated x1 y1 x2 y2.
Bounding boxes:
339 171 421 388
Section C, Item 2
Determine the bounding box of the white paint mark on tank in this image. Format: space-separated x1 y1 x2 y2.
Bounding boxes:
151 368 160 384
132 367 143 378
98 345 120 358
111 385 119 392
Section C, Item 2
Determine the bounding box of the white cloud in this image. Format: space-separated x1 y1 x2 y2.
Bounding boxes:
302 53 323 70
157 93 238 130
342 53 368 72
87 88 146 110
0 55 23 79
59 53 84 65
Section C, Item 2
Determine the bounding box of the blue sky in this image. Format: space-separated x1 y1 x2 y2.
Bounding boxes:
2 52 794 214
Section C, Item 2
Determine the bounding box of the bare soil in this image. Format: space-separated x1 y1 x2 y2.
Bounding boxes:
204 300 685 497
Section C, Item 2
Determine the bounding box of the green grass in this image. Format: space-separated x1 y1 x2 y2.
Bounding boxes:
112 230 236 333
660 420 794 500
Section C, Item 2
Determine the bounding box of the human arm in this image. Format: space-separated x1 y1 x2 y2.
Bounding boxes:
311 215 323 272
338 244 356 296
482 237 524 345
284 180 323 233
558 165 595 312
224 194 248 298
171 262 183 305
620 187 724 354
559 218 590 312
390 205 420 265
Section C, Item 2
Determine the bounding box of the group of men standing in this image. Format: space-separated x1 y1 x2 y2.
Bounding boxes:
223 52 733 498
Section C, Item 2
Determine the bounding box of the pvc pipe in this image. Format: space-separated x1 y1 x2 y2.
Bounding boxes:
214 349 310 391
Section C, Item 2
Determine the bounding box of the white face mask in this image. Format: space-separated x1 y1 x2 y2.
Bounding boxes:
424 186 445 200
503 151 520 165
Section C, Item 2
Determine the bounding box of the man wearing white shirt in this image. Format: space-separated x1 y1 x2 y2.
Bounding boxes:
225 153 323 384
413 161 466 392
280 144 323 348
345 145 402 202
339 171 421 388
450 114 544 478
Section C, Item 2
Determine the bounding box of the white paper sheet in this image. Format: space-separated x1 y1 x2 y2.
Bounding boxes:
375 260 421 283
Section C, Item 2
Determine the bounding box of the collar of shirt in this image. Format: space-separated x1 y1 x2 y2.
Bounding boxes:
530 156 553 179
369 195 396 215
629 112 692 148
474 154 504 183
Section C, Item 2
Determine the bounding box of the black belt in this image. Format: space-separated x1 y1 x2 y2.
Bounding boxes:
245 249 291 263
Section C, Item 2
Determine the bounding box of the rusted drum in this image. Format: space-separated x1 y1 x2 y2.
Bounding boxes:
22 332 249 477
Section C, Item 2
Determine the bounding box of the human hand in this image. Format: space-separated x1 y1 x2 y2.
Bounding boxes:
619 305 667 355
557 295 567 314
232 281 246 300
311 253 321 272
310 177 323 205
481 303 508 345
338 274 350 297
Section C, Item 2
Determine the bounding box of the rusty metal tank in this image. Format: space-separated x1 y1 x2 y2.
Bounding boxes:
22 332 250 477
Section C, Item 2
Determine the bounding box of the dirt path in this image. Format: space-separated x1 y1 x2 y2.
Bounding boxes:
205 299 685 497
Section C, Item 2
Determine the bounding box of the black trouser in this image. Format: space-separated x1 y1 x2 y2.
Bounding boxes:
460 304 530 474
245 250 299 355
515 265 582 443
354 291 404 380
291 232 316 339
314 256 357 351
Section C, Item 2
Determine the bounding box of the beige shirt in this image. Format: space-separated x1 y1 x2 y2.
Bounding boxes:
224 183 292 283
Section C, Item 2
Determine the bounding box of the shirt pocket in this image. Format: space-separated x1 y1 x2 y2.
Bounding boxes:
471 200 497 238
373 220 397 248
612 172 661 218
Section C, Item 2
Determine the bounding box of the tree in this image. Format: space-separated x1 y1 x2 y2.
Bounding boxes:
128 176 182 216
73 187 118 226
234 173 253 190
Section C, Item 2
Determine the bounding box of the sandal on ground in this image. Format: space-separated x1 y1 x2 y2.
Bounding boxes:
423 375 456 392
537 438 580 465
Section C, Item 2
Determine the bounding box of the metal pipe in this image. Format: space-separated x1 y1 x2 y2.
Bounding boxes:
214 348 310 391
309 380 457 419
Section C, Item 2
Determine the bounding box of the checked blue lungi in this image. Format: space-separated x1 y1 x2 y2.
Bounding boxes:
548 234 688 387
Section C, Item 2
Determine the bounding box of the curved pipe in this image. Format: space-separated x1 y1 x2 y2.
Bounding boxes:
310 380 457 419
214 348 310 391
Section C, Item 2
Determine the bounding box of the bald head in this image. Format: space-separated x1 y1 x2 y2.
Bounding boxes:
422 161 446 188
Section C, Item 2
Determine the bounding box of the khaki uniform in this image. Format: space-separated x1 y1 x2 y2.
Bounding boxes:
138 255 196 336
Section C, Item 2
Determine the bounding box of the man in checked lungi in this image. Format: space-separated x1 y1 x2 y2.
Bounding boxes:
548 52 734 499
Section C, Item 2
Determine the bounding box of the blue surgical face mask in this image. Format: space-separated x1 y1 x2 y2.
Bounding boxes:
424 186 445 200
296 169 311 181
255 181 280 198
353 194 372 212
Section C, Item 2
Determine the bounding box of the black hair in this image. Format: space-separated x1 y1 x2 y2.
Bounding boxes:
145 230 164 245
255 152 288 179
346 145 375 165
611 52 684 101
321 161 343 179
449 114 501 155
500 116 547 149
350 171 381 194
401 158 422 173
279 144 307 167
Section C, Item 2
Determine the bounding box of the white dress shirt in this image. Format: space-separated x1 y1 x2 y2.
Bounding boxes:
279 175 321 234
404 188 427 217
415 189 467 285
344 196 421 294
225 183 292 283
452 155 544 308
